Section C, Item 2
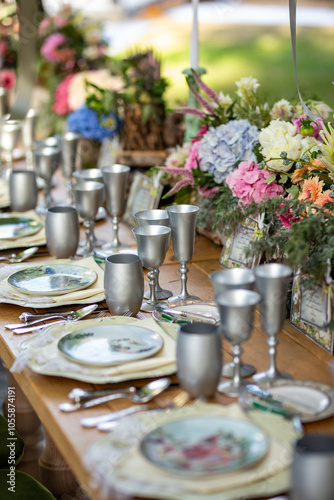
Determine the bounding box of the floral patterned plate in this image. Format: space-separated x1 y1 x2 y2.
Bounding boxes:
7 264 97 296
140 416 269 476
57 324 164 367
0 215 42 240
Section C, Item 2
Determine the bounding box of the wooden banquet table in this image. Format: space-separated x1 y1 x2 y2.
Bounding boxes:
0 182 334 500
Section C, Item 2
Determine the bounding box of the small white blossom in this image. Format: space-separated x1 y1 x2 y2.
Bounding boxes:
309 101 332 120
271 99 292 121
218 91 233 108
259 120 301 172
235 76 260 100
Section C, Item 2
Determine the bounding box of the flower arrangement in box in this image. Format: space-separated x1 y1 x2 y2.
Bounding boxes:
161 70 334 286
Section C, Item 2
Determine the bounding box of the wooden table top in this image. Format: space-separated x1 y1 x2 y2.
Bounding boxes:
0 174 333 500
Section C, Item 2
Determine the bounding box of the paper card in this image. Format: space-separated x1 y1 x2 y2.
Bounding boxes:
219 217 263 269
123 171 163 227
290 273 333 353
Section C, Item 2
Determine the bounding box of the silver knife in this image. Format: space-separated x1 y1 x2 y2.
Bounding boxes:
245 384 315 415
155 305 217 324
12 304 98 334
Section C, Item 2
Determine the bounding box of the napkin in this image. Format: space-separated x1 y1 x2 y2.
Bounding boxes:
85 402 298 500
0 209 46 250
0 256 105 306
12 316 177 383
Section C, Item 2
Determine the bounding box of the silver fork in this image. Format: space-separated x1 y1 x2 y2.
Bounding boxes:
81 391 190 430
7 309 107 330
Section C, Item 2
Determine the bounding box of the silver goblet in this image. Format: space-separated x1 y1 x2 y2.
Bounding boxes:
210 268 256 378
177 322 222 398
134 209 172 300
166 204 200 304
0 119 22 179
253 263 293 383
72 168 106 248
215 289 261 397
132 225 171 312
72 181 104 257
45 206 79 259
9 169 38 212
22 109 38 169
104 253 144 317
102 164 130 250
61 131 80 205
33 145 61 212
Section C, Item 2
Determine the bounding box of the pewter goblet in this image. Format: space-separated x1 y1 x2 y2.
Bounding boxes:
61 131 80 204
177 322 222 398
9 169 38 212
132 225 171 312
134 209 172 300
22 109 38 169
73 168 106 248
210 268 256 379
33 145 61 212
253 263 293 383
215 289 261 397
0 119 22 179
72 181 104 257
45 206 79 259
102 164 130 249
166 204 200 304
104 253 144 316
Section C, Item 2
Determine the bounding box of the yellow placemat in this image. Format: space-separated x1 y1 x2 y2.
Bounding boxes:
0 209 46 250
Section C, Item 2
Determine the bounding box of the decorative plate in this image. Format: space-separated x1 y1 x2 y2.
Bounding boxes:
153 301 220 324
240 379 334 423
140 416 269 476
57 324 164 367
0 215 42 240
7 264 97 296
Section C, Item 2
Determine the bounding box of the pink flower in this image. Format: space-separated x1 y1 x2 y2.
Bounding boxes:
0 69 16 90
184 126 208 170
0 41 8 56
292 115 323 140
52 74 75 115
38 18 51 36
278 206 300 228
41 33 67 62
54 16 68 29
226 161 285 206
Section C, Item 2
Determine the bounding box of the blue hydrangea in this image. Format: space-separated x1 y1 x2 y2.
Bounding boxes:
198 119 259 184
67 105 121 142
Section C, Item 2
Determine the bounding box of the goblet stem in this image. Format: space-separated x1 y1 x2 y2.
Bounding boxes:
26 150 34 170
43 185 52 209
217 344 249 397
179 263 190 300
143 269 173 300
231 344 242 389
65 178 73 205
83 219 94 256
111 216 120 248
253 335 293 383
141 269 159 312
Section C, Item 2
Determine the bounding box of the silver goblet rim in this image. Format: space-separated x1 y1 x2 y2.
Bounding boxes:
255 263 293 279
166 204 199 215
47 205 77 215
102 164 131 174
33 145 60 157
210 268 255 287
132 225 171 237
73 169 102 181
134 209 169 223
63 131 80 142
106 253 141 265
215 289 261 308
71 180 104 192
179 322 218 335
33 136 60 149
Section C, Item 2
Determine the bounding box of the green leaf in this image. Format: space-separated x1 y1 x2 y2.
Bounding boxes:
0 415 24 469
264 174 276 184
286 185 300 198
279 174 288 184
0 470 56 499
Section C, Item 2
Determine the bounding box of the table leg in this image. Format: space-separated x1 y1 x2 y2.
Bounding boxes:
39 430 87 500
3 370 44 482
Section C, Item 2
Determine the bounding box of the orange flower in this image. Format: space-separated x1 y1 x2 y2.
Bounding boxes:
299 177 324 203
291 164 309 184
316 190 334 208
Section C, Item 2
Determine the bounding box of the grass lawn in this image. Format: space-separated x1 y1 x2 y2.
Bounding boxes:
130 20 334 111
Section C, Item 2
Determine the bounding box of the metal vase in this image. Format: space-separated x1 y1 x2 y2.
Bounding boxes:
166 204 200 303
177 322 222 398
215 289 261 397
9 170 38 212
253 263 293 383
104 253 144 316
45 206 79 259
209 268 256 378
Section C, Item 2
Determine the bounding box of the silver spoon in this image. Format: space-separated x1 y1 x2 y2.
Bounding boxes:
59 377 171 413
0 246 39 263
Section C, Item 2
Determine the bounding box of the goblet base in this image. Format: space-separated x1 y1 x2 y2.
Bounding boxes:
144 288 173 300
140 300 158 312
222 362 256 379
253 370 293 384
217 379 250 397
168 294 200 305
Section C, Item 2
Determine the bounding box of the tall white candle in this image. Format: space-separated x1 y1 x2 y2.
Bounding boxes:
190 0 199 69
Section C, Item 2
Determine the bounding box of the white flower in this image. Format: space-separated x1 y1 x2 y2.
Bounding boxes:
259 119 301 172
270 99 292 120
235 76 260 100
299 136 319 155
68 70 124 111
309 101 332 120
217 91 233 108
165 143 191 169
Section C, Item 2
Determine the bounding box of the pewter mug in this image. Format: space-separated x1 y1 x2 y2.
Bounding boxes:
176 322 222 398
45 206 79 258
104 254 144 316
9 170 38 212
291 435 334 500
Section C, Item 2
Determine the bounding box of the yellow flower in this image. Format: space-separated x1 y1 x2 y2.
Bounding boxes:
319 122 334 173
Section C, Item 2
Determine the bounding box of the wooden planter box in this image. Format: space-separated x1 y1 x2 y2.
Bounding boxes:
117 149 168 168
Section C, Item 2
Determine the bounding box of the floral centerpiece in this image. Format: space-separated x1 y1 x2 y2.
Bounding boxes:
161 70 334 285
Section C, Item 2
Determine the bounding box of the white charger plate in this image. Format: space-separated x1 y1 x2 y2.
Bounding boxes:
0 215 43 240
7 264 97 296
58 324 164 367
